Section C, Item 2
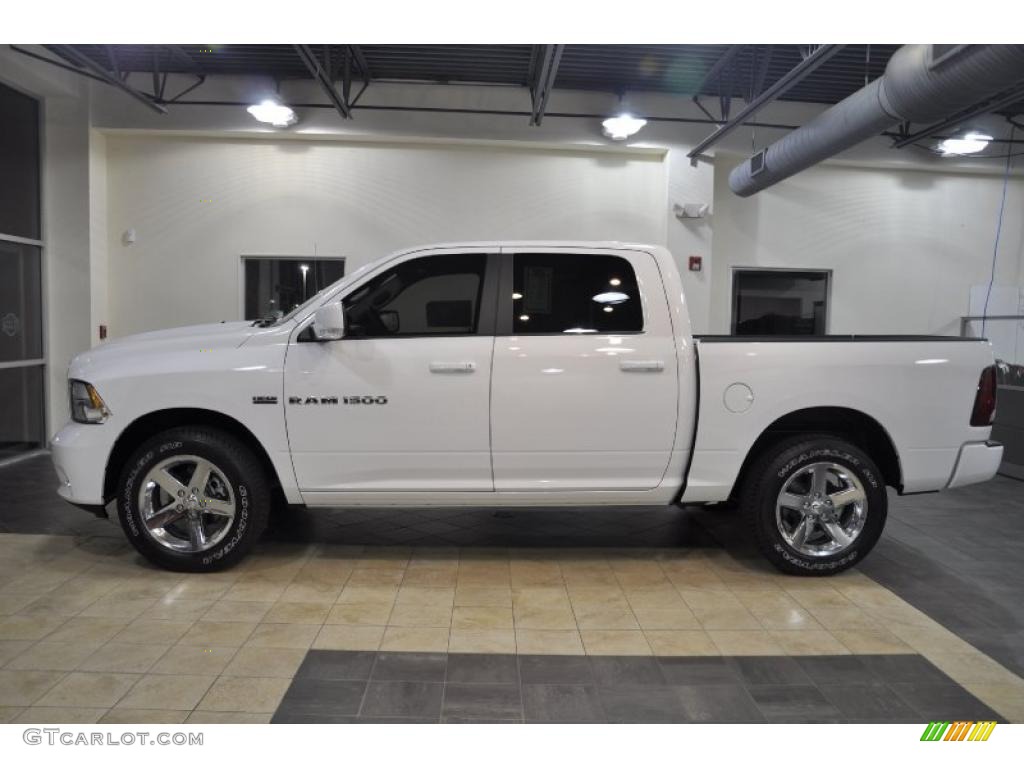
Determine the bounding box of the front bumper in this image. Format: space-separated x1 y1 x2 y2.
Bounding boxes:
947 440 1004 489
51 421 112 507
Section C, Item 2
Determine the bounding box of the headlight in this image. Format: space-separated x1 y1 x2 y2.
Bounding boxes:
70 380 111 424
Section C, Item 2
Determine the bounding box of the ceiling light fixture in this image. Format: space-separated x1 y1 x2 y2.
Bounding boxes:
602 114 647 141
938 131 992 156
247 99 297 128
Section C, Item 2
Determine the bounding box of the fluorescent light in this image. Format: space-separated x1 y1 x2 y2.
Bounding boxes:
938 132 992 156
247 100 297 127
602 114 647 141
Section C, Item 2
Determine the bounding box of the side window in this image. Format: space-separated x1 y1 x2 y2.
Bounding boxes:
343 253 486 338
512 253 643 334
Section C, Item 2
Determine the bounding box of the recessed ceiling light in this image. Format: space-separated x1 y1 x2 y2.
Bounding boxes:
938 132 992 156
592 291 629 305
602 114 647 141
247 100 297 127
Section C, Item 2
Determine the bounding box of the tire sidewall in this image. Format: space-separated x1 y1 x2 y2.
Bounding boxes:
119 432 256 571
757 441 886 575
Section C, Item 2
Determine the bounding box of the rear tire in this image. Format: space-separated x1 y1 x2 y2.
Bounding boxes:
740 434 887 576
116 426 270 572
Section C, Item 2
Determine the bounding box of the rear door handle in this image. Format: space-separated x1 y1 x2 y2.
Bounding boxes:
429 361 477 373
619 360 665 373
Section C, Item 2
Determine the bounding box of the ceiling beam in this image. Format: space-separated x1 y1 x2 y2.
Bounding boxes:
530 44 564 126
50 44 167 114
687 44 844 164
693 44 744 99
349 45 372 82
294 44 351 119
892 84 1024 148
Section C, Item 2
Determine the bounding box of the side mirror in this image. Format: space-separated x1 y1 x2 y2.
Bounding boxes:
312 303 345 341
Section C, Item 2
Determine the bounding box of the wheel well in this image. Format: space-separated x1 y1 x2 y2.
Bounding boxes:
731 407 903 499
103 408 283 503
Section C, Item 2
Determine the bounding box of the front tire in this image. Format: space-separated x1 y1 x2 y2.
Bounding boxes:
740 434 887 576
117 426 270 572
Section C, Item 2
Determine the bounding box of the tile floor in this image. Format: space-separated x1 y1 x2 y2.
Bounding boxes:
0 455 1022 724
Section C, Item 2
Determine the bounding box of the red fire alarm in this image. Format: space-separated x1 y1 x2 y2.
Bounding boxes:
688 255 703 272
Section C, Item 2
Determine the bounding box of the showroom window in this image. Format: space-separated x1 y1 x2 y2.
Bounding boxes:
0 81 44 458
343 252 487 337
511 253 643 334
243 256 346 322
731 269 830 336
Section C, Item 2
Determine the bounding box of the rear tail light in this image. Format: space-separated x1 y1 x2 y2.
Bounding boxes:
970 365 997 427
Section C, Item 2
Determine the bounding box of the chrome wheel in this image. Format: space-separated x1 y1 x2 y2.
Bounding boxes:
137 455 236 553
775 461 868 558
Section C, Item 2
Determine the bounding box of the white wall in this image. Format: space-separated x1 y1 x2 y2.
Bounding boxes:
89 130 109 344
711 153 1024 335
105 134 667 336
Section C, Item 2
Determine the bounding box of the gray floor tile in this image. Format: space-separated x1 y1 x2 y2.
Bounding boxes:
589 656 666 687
443 683 522 721
518 654 594 685
361 681 444 719
273 679 367 721
729 656 813 686
748 684 842 722
890 683 1002 721
446 654 518 684
658 657 738 685
295 650 376 681
597 686 688 723
675 684 764 723
856 655 952 685
819 683 921 723
522 684 604 723
371 652 447 682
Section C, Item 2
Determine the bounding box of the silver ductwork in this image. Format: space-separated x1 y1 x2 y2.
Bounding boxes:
728 44 1024 197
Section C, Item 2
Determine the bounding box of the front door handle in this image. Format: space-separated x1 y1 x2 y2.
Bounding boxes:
429 361 477 373
619 360 665 373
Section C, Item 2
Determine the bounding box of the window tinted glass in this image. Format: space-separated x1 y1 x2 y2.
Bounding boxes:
512 253 643 334
344 253 485 337
732 270 828 335
243 257 345 322
0 82 41 240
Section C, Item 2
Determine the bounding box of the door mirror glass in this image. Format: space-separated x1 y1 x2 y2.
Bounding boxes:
312 303 345 341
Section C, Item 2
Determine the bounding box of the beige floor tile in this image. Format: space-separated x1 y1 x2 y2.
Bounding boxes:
749 604 823 631
151 645 238 676
0 594 38 615
581 630 652 656
35 672 138 708
325 602 394 626
14 706 107 723
278 581 342 604
961 682 1024 724
448 629 517 654
100 708 190 724
263 602 330 625
513 605 578 630
454 587 513 608
380 626 449 652
632 606 701 631
355 549 411 570
164 579 232 602
512 587 571 609
222 581 287 603
451 606 514 631
515 629 584 655
395 587 456 607
886 623 978 655
0 613 67 641
78 642 170 674
223 646 306 678
44 617 129 645
690 605 761 631
388 603 453 628
178 621 256 647
106 580 182 601
197 676 290 713
6 641 103 671
202 600 273 623
770 630 851 655
0 706 24 723
645 630 720 656
805 606 881 631
623 588 687 610
111 620 194 645
346 568 405 588
927 652 1022 687
337 586 398 605
186 710 272 723
245 623 319 650
401 569 457 589
785 586 856 612
510 562 564 588
663 568 729 590
0 669 66 706
707 630 786 656
0 639 33 665
566 587 630 606
313 624 384 651
832 628 912 654
20 592 101 617
79 597 156 620
141 598 214 622
116 674 216 710
571 602 640 631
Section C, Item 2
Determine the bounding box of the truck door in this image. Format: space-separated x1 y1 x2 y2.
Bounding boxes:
490 247 679 491
284 249 499 494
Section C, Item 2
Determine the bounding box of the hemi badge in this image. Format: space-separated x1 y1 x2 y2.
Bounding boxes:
252 396 278 405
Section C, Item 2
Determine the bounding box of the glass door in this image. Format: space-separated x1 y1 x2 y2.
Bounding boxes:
0 81 45 458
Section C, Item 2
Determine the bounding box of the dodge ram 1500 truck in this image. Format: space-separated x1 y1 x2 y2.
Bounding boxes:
52 242 1003 575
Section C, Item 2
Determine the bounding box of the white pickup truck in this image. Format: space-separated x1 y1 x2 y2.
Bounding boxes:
52 242 1002 575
